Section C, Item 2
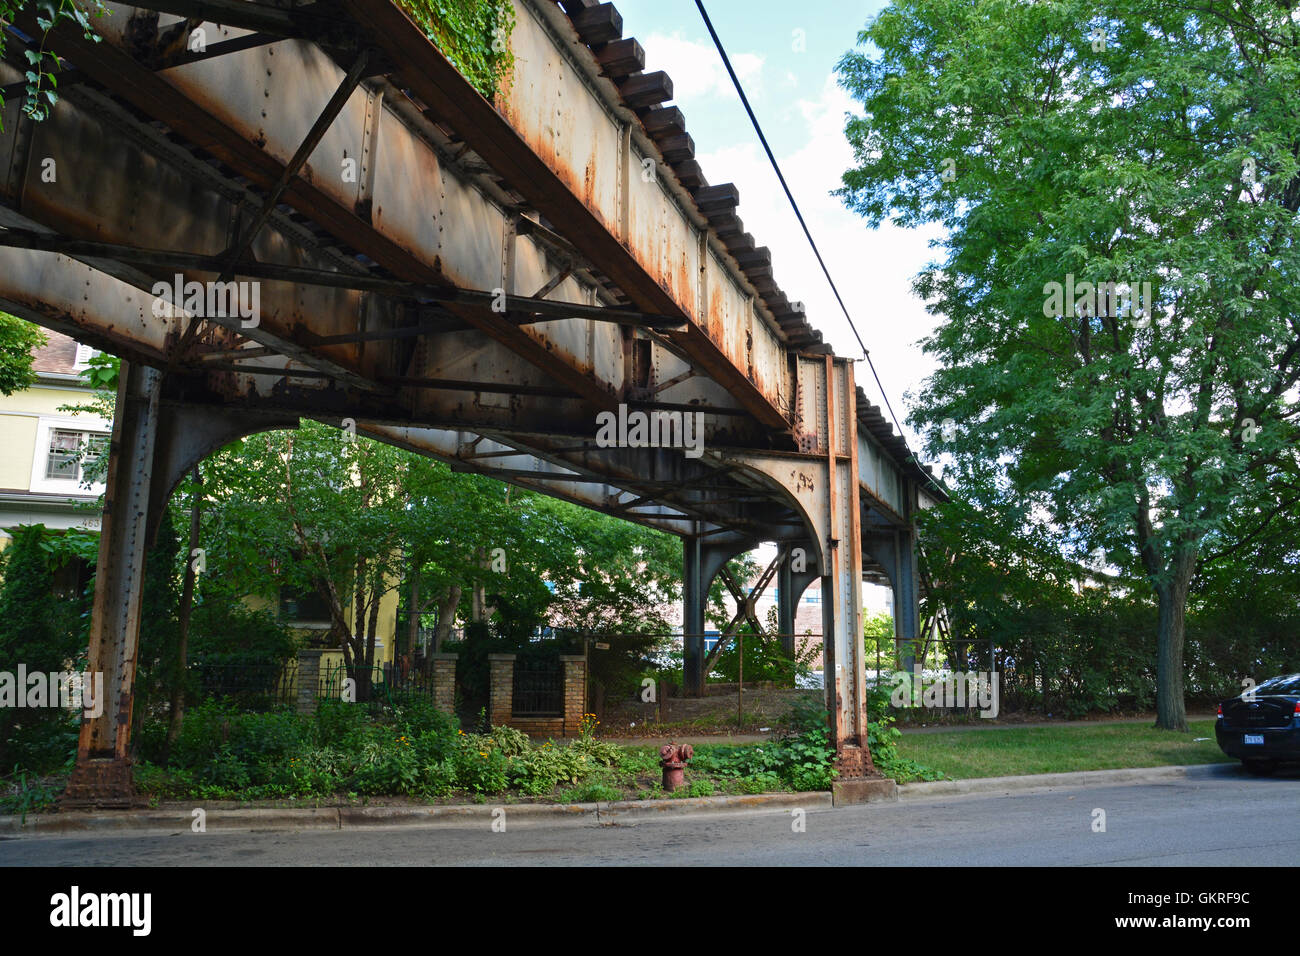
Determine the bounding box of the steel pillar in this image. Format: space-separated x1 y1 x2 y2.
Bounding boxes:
61 367 297 807
62 361 163 807
777 553 795 656
723 357 878 786
863 526 921 675
777 542 819 657
681 533 754 696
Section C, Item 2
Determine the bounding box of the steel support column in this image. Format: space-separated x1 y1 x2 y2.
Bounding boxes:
776 541 818 658
778 550 795 657
681 533 754 696
722 358 879 791
894 526 921 674
62 361 163 807
61 368 298 807
863 527 921 675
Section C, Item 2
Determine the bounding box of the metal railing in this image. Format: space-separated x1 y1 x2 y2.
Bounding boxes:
318 661 440 713
189 660 298 710
512 657 564 717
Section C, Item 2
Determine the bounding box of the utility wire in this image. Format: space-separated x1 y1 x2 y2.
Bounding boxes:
692 0 913 452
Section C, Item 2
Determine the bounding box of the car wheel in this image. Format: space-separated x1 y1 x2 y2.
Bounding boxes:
1243 759 1276 776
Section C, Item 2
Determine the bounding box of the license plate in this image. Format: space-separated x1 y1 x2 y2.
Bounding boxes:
1244 734 1264 745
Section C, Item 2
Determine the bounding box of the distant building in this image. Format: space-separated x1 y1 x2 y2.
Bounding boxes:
0 330 107 546
0 329 401 664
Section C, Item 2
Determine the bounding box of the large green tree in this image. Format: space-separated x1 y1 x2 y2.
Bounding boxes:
837 0 1300 729
0 313 45 396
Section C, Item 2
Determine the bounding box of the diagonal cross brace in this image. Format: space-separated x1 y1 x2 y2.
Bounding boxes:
701 547 784 675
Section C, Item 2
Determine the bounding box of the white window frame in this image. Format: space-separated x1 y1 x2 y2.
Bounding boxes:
72 343 100 370
29 416 111 495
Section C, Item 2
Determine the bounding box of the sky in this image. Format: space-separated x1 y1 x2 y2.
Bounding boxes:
612 0 948 453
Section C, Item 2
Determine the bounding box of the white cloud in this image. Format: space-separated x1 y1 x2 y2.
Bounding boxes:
640 31 764 101
692 75 946 450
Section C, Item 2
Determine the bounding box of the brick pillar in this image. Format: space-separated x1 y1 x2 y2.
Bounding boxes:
429 652 457 716
296 649 327 714
560 654 587 737
488 654 516 728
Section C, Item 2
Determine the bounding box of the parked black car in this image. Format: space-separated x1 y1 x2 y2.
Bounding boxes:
1215 674 1300 774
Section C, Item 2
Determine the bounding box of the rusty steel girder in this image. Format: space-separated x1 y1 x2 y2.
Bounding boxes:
0 0 938 802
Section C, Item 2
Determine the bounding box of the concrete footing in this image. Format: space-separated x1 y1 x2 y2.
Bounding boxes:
831 777 898 807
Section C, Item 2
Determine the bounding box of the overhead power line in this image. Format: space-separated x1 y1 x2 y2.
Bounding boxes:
692 0 914 453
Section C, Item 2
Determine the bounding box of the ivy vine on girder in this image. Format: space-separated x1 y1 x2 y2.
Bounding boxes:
0 0 104 127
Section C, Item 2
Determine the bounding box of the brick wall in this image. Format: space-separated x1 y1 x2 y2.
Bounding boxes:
485 652 589 738
561 655 586 737
488 654 515 728
296 649 327 714
429 652 457 715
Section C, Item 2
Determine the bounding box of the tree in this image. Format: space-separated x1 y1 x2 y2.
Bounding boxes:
0 313 45 396
837 0 1300 730
0 525 83 771
195 423 417 697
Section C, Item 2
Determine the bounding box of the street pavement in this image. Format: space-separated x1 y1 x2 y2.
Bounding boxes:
1 763 1294 866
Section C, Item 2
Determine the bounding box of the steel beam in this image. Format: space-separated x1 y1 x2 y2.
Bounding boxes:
723 357 878 781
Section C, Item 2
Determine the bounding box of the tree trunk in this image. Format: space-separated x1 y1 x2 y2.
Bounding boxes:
434 584 462 652
1153 554 1195 731
162 465 202 765
406 568 420 662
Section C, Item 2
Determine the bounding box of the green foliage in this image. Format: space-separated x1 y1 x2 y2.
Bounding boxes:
688 700 839 792
838 0 1300 729
396 0 515 99
0 314 46 395
916 482 1158 716
684 780 714 798
188 601 296 668
709 621 819 685
132 701 632 800
0 768 63 819
864 684 945 783
133 514 181 725
0 525 86 772
558 780 620 804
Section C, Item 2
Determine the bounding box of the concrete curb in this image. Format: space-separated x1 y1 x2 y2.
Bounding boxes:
897 763 1223 800
0 791 830 838
0 765 1226 837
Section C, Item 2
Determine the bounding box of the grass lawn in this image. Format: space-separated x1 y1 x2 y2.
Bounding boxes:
896 719 1233 780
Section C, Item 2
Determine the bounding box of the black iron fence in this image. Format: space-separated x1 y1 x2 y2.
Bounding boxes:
319 660 439 714
189 660 298 710
187 658 440 713
512 657 564 717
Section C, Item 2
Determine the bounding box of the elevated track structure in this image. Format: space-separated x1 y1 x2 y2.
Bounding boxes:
0 0 945 804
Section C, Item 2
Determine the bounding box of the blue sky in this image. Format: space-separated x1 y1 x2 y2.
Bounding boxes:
611 0 946 452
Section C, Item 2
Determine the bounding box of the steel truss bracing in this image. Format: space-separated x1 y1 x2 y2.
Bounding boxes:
0 0 943 806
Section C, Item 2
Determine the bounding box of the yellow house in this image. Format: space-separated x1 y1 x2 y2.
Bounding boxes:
0 331 107 550
0 327 401 666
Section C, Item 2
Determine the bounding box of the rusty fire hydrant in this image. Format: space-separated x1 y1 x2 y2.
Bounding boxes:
659 742 693 793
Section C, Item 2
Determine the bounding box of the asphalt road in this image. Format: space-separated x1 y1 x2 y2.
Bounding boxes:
2 763 1295 866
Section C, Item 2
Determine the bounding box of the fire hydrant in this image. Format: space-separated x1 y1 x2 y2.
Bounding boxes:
659 742 693 793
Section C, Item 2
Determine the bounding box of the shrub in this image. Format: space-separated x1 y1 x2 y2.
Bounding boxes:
451 735 510 794
487 724 530 756
559 781 620 803
508 743 591 795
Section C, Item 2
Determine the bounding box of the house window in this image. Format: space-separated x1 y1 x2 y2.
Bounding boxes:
73 343 100 369
280 586 333 626
44 429 107 483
